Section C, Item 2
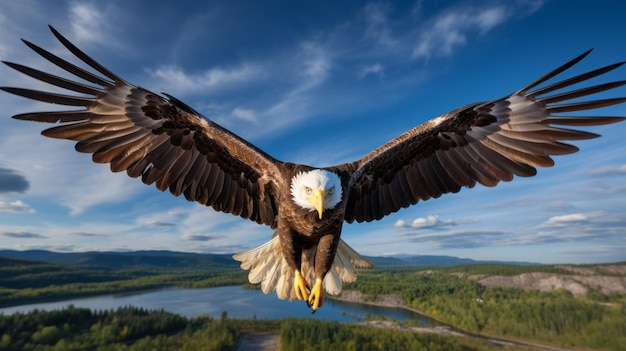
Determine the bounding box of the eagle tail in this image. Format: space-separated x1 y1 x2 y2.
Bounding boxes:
233 237 294 300
321 239 375 295
233 238 374 300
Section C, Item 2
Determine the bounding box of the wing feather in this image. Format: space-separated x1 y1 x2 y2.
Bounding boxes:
2 26 282 227
337 50 625 223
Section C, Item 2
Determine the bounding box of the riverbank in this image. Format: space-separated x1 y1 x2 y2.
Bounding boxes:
331 290 581 351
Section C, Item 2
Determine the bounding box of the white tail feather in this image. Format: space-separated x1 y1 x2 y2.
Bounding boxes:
233 238 374 300
323 268 342 295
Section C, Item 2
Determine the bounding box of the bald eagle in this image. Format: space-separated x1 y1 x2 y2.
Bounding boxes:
2 26 625 312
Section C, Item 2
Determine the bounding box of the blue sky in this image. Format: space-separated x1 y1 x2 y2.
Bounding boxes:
1 0 625 264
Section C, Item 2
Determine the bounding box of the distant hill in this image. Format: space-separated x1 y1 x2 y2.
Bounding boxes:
0 250 536 269
0 256 42 267
371 254 537 267
0 250 239 270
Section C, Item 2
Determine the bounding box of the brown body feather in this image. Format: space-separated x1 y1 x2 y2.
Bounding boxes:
2 27 625 306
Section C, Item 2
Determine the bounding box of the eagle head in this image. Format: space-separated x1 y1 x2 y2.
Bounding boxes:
290 169 342 219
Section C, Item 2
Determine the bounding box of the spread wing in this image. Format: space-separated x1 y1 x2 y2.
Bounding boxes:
336 50 626 223
1 26 282 227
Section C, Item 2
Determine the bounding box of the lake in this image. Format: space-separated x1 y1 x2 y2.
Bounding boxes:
0 286 439 326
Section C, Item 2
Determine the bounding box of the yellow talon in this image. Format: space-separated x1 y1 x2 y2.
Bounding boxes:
294 270 309 301
308 278 324 312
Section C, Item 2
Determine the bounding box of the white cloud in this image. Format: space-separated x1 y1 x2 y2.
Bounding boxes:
394 219 407 228
0 200 35 214
541 212 597 227
395 215 476 230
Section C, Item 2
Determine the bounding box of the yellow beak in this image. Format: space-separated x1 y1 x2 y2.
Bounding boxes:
314 189 325 219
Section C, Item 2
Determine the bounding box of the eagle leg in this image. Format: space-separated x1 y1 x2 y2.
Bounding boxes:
308 278 324 313
294 270 309 301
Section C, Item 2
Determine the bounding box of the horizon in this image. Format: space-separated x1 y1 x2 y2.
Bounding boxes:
2 245 625 266
1 1 625 264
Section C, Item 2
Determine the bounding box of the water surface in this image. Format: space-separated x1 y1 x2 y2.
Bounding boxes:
0 286 438 325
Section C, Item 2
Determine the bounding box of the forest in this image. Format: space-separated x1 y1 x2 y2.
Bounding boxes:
343 266 626 350
1 255 625 350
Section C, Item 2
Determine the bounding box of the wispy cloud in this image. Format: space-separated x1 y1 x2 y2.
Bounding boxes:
69 2 106 43
182 233 221 242
145 220 176 227
62 168 143 216
358 63 385 79
68 232 109 237
231 107 258 123
167 210 187 219
1 231 47 239
300 42 332 88
517 211 626 245
584 164 626 176
402 229 508 249
412 5 509 59
67 1 125 49
13 243 75 252
258 41 333 134
362 2 398 49
147 64 263 95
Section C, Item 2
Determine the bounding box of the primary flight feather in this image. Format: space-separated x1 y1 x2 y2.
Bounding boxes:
2 26 625 312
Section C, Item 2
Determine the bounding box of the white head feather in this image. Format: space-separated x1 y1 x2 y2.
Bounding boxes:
290 169 342 213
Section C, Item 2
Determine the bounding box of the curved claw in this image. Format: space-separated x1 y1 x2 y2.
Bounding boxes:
308 279 324 312
294 270 309 301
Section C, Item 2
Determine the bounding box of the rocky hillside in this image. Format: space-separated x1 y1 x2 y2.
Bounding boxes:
472 264 626 296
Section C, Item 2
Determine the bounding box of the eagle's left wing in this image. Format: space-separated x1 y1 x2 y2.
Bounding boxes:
1 26 283 227
334 50 626 224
